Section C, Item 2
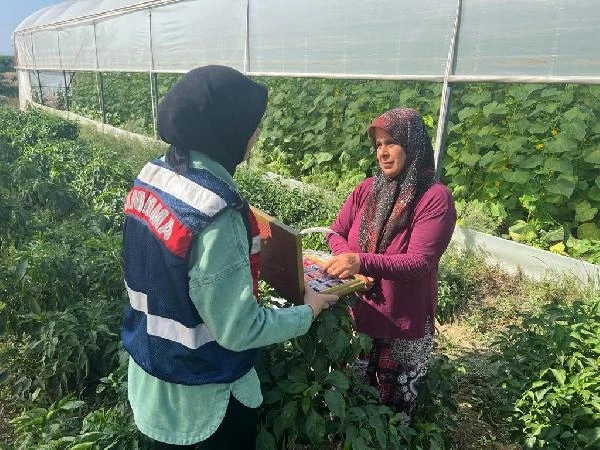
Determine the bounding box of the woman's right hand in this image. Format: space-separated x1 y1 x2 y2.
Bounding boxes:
303 282 339 320
354 274 375 291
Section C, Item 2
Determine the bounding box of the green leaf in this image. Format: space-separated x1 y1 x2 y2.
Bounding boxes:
563 106 587 122
547 175 577 198
351 436 371 450
280 400 297 426
71 432 104 443
477 151 500 168
584 148 600 165
544 158 573 176
60 400 85 411
580 427 600 447
314 117 328 131
550 368 566 385
305 408 326 445
459 152 481 167
528 122 550 134
256 428 277 450
508 220 537 243
422 114 434 128
497 136 527 156
15 260 28 281
482 101 508 117
543 102 560 114
314 152 334 164
287 365 308 383
575 201 598 223
502 170 529 184
324 389 346 419
577 223 600 240
263 389 282 405
325 370 350 391
301 396 311 413
457 107 478 122
545 134 578 154
285 382 308 394
519 155 543 169
541 227 565 244
69 444 95 450
588 186 600 202
461 91 491 106
562 120 587 141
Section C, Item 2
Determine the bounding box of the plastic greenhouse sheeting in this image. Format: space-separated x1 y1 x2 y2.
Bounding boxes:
13 0 600 82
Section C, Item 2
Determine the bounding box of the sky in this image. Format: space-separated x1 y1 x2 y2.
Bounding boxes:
0 1 62 55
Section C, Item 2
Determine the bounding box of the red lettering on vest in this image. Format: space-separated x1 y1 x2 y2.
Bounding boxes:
124 187 193 257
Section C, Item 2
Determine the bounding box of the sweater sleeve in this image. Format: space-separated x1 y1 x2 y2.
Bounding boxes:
187 209 312 352
359 185 456 281
327 181 368 254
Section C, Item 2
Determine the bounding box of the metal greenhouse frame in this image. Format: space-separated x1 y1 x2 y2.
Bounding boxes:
11 0 600 282
13 0 600 176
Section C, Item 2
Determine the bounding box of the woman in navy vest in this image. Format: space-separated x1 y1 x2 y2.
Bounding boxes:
122 66 338 449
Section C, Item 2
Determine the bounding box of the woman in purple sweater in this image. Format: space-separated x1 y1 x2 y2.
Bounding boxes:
324 108 456 418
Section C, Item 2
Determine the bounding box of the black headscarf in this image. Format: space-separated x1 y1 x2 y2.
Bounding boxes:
157 65 268 175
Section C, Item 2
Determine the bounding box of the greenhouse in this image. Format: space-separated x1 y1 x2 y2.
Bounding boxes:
13 0 600 152
3 0 600 448
12 0 600 280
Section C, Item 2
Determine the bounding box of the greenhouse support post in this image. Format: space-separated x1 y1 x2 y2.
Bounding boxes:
149 9 159 137
243 0 250 74
95 72 106 124
35 71 44 106
29 32 44 106
434 0 462 180
150 73 159 137
62 71 70 111
93 22 106 124
57 30 68 111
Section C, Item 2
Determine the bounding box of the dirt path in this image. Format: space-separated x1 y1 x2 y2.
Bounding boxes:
437 320 521 450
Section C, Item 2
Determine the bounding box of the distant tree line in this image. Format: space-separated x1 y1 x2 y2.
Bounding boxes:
0 55 17 100
0 55 14 73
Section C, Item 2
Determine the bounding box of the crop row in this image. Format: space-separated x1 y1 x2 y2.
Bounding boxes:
30 72 600 264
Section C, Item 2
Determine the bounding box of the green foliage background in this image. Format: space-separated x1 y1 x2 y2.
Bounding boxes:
493 298 600 448
60 73 600 263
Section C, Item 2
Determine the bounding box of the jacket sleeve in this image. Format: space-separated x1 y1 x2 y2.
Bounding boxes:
187 209 312 352
358 186 456 281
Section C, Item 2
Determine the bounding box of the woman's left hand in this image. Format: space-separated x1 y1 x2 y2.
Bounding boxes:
323 253 361 279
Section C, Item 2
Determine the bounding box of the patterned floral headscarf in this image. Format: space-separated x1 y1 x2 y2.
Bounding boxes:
358 108 435 254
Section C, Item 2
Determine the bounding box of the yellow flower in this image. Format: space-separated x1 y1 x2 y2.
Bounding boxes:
551 128 559 136
549 242 566 255
535 143 544 151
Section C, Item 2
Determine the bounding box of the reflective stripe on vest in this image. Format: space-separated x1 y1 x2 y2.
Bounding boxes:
122 159 259 385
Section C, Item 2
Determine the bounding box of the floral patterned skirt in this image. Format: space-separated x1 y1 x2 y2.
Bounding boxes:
353 318 434 416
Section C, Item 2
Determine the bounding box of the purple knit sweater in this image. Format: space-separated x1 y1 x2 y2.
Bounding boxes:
327 178 456 338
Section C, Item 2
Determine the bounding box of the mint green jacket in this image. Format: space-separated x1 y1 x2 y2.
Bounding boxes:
127 152 312 445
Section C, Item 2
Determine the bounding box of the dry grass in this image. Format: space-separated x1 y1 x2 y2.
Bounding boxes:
0 397 18 448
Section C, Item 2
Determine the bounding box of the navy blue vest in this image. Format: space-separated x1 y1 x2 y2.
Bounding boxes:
121 159 256 385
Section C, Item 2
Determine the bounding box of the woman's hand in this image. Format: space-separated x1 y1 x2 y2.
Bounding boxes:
354 274 375 291
323 253 361 279
303 282 339 320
